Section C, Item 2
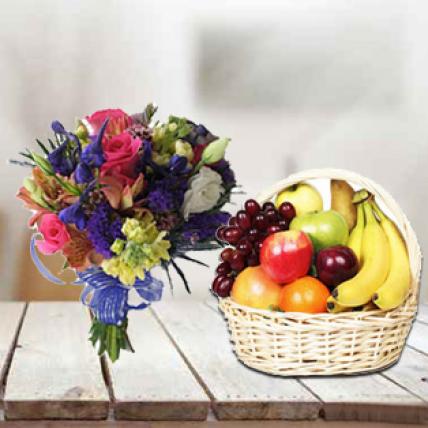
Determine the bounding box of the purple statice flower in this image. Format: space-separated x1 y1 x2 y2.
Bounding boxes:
183 211 231 242
210 159 236 186
147 176 187 213
86 202 124 258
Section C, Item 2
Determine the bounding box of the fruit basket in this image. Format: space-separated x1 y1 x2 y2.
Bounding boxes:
218 168 422 376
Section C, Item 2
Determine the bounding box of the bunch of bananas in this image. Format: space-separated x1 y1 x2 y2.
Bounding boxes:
327 189 411 313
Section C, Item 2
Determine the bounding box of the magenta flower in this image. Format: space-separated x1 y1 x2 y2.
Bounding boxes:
36 214 71 254
85 109 132 136
100 132 142 186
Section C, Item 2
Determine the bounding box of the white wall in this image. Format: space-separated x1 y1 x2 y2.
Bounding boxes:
0 0 427 301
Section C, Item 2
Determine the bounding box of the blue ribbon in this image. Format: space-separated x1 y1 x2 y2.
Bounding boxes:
78 268 163 325
30 235 66 285
30 234 164 325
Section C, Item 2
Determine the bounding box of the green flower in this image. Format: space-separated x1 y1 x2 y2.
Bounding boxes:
102 214 171 286
152 116 192 157
201 138 229 165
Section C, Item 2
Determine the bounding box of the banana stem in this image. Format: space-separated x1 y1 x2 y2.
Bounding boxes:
370 199 387 222
363 201 377 225
352 189 372 204
356 202 365 227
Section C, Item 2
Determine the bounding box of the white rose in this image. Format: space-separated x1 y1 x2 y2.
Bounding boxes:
182 167 224 219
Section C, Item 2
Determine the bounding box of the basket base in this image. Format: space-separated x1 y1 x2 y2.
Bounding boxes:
233 350 402 377
219 297 415 377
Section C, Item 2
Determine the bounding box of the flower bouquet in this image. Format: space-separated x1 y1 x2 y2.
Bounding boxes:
14 104 236 361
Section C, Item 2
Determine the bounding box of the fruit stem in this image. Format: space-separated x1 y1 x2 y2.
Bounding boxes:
370 199 387 222
363 201 377 225
326 301 335 310
352 189 371 204
355 202 365 228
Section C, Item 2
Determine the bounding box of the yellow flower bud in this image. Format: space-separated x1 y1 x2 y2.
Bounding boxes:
168 123 178 132
111 239 126 255
175 140 194 162
75 121 89 139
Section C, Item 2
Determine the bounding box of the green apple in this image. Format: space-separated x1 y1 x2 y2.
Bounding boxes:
275 183 323 216
289 210 349 252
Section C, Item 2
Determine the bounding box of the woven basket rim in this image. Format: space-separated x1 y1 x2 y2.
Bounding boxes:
220 296 415 320
220 167 422 317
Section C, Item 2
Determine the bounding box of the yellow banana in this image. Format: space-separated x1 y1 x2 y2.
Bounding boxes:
347 202 365 263
326 296 351 313
371 200 411 310
332 202 390 307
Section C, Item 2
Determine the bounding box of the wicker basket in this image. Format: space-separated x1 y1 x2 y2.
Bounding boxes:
219 168 422 376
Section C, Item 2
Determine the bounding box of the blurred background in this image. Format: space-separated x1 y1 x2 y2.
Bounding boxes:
0 0 427 302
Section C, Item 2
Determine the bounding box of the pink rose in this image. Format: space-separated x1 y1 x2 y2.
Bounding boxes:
36 214 71 255
102 132 141 164
101 161 139 187
100 132 142 186
85 109 132 136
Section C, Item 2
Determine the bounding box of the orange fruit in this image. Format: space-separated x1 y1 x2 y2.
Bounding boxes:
231 266 282 310
279 276 330 313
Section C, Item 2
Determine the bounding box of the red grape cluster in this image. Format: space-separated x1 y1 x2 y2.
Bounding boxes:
212 199 296 297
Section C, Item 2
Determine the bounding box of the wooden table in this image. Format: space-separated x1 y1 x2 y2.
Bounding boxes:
0 299 427 427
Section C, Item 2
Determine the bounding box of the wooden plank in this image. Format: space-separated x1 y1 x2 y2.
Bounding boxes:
4 302 109 420
408 321 428 355
302 373 428 424
107 309 209 421
382 346 428 402
0 421 422 428
153 300 321 421
417 303 428 325
0 303 25 392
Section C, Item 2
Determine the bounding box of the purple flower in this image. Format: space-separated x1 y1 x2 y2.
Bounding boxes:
168 155 189 175
75 162 94 184
48 120 82 176
80 119 108 168
58 183 95 230
183 122 217 146
211 160 236 186
51 120 66 134
147 176 187 213
48 141 77 176
59 201 87 230
86 202 124 258
183 211 231 242
75 118 108 183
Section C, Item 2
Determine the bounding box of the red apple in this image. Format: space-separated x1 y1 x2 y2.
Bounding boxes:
260 230 313 284
316 245 358 287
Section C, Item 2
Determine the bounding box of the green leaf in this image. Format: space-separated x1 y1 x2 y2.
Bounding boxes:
142 103 158 126
36 139 50 155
